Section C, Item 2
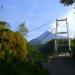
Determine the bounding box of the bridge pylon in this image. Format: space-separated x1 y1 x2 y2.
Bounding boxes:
54 17 71 56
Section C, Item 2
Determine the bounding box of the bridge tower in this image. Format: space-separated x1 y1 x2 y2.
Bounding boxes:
55 17 71 56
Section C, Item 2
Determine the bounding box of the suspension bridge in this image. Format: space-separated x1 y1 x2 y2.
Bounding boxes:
0 0 72 56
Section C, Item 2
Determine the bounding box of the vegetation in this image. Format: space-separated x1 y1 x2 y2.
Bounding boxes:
1 1 75 74
60 0 74 6
0 31 28 62
16 22 28 37
0 21 10 30
71 39 75 58
40 38 71 57
27 43 47 64
59 0 75 58
40 40 55 57
0 21 49 75
0 62 49 75
1 20 75 75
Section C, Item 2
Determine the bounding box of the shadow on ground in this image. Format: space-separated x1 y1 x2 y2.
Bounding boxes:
42 56 75 75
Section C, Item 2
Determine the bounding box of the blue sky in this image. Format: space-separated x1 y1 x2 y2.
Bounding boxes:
0 0 73 40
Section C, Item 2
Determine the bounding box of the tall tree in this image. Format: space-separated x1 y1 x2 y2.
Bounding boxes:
17 22 28 37
60 0 75 6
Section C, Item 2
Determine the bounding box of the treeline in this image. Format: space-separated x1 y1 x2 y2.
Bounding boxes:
38 38 75 58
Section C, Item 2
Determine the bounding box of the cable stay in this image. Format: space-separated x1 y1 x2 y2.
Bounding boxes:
28 22 51 33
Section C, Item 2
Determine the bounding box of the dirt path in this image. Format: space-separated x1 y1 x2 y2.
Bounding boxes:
42 56 75 75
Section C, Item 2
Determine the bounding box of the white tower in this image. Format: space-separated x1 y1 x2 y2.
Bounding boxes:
55 17 71 56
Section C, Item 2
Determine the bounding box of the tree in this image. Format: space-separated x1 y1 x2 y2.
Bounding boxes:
60 0 74 6
0 21 10 30
71 39 75 58
40 40 55 57
0 21 49 75
0 21 28 62
16 22 28 37
0 31 28 62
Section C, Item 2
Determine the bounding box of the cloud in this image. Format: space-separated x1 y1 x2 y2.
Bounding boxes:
49 7 75 38
66 8 75 37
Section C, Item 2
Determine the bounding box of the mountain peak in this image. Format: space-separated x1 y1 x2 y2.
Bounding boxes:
30 31 57 45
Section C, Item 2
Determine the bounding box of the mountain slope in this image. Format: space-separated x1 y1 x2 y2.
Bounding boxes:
30 31 61 45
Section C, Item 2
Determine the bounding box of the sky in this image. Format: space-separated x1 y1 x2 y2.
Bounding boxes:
0 0 74 40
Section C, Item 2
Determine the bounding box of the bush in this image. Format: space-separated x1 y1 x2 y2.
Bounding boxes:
40 40 55 57
0 62 49 75
0 31 27 62
0 31 49 75
0 21 49 75
27 43 47 63
71 39 75 58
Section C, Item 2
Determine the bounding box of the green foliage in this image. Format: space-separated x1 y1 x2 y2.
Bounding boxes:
0 31 28 62
71 39 75 58
40 40 55 57
0 21 49 75
60 0 73 6
56 39 69 53
0 21 10 30
40 39 69 57
16 22 28 37
31 49 47 62
0 62 49 75
26 43 46 63
27 43 38 54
